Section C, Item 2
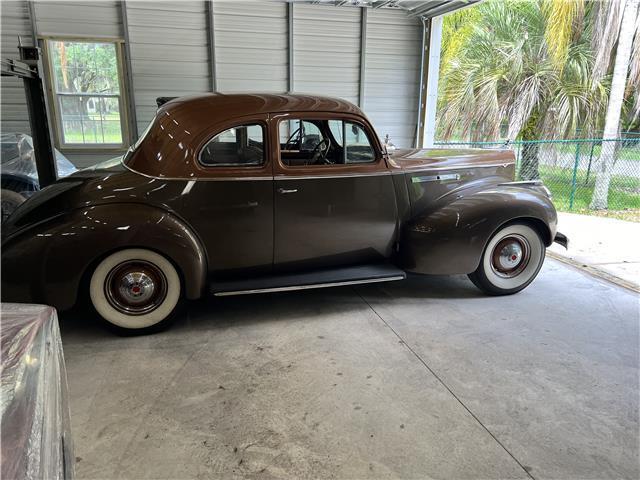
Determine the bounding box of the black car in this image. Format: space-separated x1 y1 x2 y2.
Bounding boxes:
1 133 77 222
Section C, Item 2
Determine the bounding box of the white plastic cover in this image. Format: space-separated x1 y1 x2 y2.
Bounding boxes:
1 133 77 187
1 303 74 479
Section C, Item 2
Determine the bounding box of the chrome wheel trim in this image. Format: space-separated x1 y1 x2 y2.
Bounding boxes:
490 234 531 278
482 224 544 291
90 249 181 330
104 260 168 315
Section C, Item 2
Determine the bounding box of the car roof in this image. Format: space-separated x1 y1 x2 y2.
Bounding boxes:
125 92 374 179
159 93 365 119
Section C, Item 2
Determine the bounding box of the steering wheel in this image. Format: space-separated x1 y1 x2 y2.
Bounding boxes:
309 138 332 165
284 127 302 151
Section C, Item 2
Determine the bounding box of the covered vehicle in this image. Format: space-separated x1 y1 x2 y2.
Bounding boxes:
1 93 567 334
1 133 77 222
0 303 74 479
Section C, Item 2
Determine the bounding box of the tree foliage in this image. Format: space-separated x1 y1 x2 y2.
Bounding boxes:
437 0 639 142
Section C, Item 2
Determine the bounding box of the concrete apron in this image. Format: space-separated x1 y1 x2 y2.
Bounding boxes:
60 260 639 479
550 212 640 291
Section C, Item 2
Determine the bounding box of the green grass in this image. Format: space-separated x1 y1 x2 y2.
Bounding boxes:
536 165 640 221
554 142 640 161
62 116 123 144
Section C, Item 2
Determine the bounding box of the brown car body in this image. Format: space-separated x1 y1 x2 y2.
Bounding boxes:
2 93 560 310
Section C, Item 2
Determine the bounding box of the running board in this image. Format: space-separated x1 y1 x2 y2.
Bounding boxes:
210 264 406 297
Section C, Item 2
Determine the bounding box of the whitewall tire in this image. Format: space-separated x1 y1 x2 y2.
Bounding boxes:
89 249 181 332
468 223 545 295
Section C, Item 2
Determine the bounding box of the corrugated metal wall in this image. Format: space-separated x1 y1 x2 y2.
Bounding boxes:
0 1 423 168
213 1 288 92
293 4 361 105
33 1 123 38
1 1 33 135
126 1 210 135
364 9 422 148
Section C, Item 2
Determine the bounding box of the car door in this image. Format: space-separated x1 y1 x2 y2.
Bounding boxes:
180 115 274 279
272 113 398 272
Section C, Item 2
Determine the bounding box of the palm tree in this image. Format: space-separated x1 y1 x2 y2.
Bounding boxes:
590 0 640 209
437 0 610 179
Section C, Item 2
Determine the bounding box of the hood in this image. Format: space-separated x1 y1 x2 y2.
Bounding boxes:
389 147 515 171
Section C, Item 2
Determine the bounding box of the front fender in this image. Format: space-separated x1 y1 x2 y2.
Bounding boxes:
1 203 207 310
399 185 557 275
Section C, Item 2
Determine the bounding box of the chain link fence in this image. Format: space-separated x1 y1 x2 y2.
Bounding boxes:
436 138 640 219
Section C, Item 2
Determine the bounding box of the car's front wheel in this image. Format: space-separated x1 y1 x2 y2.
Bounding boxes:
468 223 545 295
89 248 181 334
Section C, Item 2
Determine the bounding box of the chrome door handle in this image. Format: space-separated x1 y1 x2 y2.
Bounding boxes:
277 188 298 194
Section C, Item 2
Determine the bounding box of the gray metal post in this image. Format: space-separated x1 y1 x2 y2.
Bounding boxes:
358 7 367 108
121 0 139 141
18 46 57 188
207 0 217 92
288 2 294 92
422 15 443 148
415 17 427 147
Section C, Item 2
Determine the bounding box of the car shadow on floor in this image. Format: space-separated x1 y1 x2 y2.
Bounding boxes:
58 273 484 340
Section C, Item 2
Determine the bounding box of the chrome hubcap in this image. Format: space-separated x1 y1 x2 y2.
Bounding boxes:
491 235 530 278
118 272 156 306
105 261 167 315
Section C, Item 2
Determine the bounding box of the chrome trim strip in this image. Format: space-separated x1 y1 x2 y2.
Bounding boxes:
213 275 405 297
411 173 460 183
403 162 514 173
124 159 513 182
275 171 392 181
498 180 543 186
123 162 273 181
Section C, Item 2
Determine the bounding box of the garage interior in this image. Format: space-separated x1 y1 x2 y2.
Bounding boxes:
1 1 639 479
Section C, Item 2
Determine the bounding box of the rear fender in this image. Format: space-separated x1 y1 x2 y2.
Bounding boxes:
1 203 207 310
398 185 557 275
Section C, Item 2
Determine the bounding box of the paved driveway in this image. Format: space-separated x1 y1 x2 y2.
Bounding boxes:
60 260 639 479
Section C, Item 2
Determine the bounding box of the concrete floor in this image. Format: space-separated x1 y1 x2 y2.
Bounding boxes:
60 259 639 480
550 212 640 289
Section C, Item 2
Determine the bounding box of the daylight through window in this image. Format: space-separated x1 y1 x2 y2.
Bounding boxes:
48 40 126 146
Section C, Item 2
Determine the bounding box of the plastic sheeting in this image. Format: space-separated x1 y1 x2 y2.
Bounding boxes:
0 133 77 189
1 304 74 480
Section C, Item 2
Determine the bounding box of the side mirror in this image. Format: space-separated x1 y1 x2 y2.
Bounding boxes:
382 134 396 155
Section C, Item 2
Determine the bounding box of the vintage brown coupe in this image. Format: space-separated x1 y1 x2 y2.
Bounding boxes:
1 93 566 333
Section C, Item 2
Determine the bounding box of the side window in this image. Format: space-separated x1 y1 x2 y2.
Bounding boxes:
199 124 264 167
344 122 375 164
279 119 328 166
328 120 343 146
278 119 376 167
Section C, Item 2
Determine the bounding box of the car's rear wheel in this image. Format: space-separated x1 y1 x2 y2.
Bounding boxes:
468 223 545 295
89 249 181 334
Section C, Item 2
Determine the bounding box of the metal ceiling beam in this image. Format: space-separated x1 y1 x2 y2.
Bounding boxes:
409 0 480 18
407 1 450 17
